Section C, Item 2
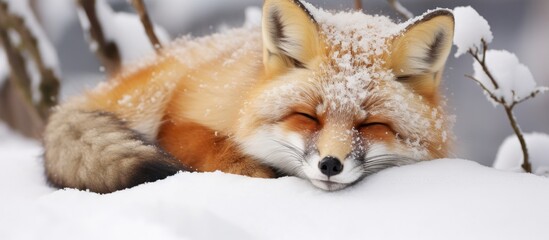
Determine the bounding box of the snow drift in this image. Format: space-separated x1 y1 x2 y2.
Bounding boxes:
0 123 548 240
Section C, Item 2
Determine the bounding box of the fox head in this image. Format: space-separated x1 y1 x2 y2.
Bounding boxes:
237 0 455 191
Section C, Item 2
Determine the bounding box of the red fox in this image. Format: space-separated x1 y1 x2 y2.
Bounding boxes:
44 0 454 193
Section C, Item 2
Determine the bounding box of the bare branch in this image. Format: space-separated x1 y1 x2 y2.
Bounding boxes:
481 39 487 64
467 41 499 90
387 0 413 20
0 25 36 115
503 106 531 173
465 74 502 104
0 79 45 138
1 7 60 117
354 0 363 11
130 0 162 52
76 0 121 75
514 88 548 106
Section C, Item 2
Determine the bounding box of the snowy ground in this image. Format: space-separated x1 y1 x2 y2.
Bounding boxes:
1 123 548 240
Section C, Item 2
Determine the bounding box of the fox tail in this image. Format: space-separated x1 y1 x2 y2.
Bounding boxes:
43 105 187 193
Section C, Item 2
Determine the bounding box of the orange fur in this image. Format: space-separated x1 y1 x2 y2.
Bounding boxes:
157 119 274 178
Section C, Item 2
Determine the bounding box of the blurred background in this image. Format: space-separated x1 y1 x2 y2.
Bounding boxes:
2 0 548 166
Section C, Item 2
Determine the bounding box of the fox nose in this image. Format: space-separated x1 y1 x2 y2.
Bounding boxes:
319 156 343 177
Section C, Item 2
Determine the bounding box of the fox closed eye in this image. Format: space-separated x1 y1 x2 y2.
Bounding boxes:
359 122 389 129
295 112 319 123
396 75 413 81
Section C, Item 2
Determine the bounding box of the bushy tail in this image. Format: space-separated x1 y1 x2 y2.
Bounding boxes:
43 105 187 193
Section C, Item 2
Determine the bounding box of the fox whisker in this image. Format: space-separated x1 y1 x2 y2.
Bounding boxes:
257 139 307 177
360 154 418 175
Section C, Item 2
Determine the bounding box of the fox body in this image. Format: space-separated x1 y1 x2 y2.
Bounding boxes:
44 0 455 193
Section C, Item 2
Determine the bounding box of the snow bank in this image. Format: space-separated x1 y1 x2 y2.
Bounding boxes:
0 123 548 240
494 132 549 176
473 50 547 106
453 6 493 57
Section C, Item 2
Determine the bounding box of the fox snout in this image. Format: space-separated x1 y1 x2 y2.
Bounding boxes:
318 156 344 177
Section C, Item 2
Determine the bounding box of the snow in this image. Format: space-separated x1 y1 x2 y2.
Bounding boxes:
453 6 493 57
1 122 549 239
0 48 7 86
2 2 548 238
243 7 262 29
77 0 171 65
451 6 547 106
494 132 549 176
0 123 50 199
34 0 76 43
472 50 548 106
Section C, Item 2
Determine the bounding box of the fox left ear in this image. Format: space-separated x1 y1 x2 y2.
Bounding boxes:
262 0 322 75
390 10 454 99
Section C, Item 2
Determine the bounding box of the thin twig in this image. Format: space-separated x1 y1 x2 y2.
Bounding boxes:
465 74 501 103
130 0 162 52
503 105 531 173
481 39 487 64
387 0 413 20
515 88 546 105
76 0 121 75
468 40 499 89
354 0 363 11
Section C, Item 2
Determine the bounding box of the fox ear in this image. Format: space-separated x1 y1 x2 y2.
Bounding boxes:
262 0 322 74
390 10 454 99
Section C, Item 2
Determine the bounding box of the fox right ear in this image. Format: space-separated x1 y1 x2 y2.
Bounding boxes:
390 10 454 100
262 0 322 74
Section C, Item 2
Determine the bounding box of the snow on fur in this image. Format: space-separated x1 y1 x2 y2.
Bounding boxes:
1 122 549 240
493 132 549 176
298 4 451 157
98 3 451 159
453 6 493 57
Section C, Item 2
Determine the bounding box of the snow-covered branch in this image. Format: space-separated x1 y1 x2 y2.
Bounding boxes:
76 0 169 75
453 6 548 173
0 0 61 138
